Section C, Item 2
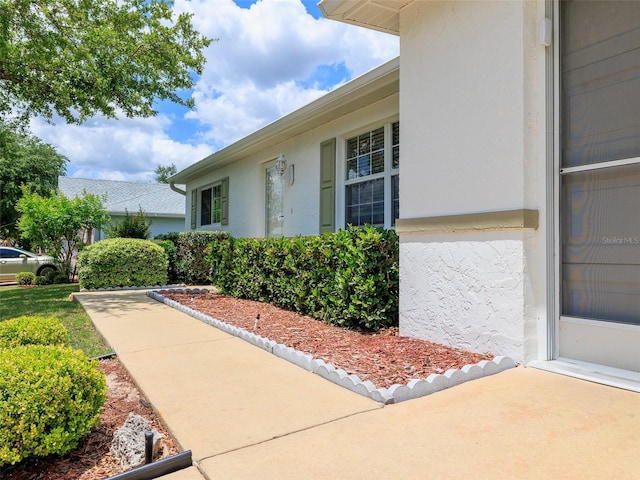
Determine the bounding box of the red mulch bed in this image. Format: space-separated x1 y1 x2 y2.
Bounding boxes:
2 290 493 479
163 291 493 389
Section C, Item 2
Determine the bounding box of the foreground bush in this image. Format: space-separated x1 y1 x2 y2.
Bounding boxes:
77 238 168 289
0 346 107 466
207 226 399 331
0 315 68 348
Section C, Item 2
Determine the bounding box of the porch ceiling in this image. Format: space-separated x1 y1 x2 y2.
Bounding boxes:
318 0 414 35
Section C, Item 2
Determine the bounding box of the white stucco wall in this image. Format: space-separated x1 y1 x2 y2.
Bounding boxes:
185 94 399 238
398 1 547 363
401 0 531 217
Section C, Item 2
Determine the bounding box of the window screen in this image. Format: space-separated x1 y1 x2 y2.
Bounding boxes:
561 1 640 325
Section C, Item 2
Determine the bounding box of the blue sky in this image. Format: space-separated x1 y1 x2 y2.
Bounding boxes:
30 0 398 182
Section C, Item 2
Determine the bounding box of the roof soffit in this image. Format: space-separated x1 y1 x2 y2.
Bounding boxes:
318 0 413 35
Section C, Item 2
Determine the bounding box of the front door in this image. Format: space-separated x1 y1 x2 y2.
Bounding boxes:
559 0 640 372
265 164 284 238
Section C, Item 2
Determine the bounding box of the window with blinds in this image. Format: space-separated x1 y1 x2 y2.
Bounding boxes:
344 122 399 228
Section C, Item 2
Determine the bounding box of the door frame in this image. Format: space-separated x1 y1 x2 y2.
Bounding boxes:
549 0 640 373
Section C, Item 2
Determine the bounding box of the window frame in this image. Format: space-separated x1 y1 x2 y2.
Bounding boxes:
341 120 399 229
196 180 223 228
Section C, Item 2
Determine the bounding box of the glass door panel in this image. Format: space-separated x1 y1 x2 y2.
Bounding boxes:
266 165 284 238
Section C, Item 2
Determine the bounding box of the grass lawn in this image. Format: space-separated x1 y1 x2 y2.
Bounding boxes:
0 284 112 358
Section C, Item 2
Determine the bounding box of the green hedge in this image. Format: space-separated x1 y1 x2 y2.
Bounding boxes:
156 231 232 285
77 238 168 289
207 226 398 331
153 239 179 284
0 345 106 466
0 315 68 348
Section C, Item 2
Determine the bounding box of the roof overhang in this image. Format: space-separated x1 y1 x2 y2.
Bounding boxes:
318 0 414 35
170 57 399 184
108 211 185 218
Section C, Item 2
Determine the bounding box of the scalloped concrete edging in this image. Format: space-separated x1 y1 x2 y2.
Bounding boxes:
147 289 516 404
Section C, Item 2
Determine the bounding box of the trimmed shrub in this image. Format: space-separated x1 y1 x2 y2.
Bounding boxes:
175 231 232 285
207 226 399 331
15 271 36 285
51 272 70 284
35 270 68 286
77 238 168 289
153 239 179 284
0 315 68 348
0 345 106 466
154 232 180 244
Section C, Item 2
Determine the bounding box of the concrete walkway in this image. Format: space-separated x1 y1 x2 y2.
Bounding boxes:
73 290 640 480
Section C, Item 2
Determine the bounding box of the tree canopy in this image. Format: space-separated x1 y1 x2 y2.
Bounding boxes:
0 0 212 124
0 122 67 241
17 187 110 278
154 163 177 183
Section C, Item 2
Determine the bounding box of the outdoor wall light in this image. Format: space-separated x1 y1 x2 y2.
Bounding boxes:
275 154 286 176
287 164 295 185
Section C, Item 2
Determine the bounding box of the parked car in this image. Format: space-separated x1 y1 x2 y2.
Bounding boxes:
0 247 57 282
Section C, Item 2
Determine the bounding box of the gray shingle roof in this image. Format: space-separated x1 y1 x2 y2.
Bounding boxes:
57 177 185 217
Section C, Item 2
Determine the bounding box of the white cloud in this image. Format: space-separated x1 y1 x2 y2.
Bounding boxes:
32 0 398 180
175 0 399 147
30 115 212 182
187 79 329 146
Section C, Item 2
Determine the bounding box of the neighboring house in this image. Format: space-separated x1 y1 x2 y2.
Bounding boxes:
171 1 640 387
58 177 186 241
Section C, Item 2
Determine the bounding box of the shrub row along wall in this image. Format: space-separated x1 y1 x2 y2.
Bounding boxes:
206 226 399 332
155 231 231 285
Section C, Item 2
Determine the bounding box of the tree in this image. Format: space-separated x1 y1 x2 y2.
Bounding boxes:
154 163 177 183
0 0 212 124
16 188 110 279
107 207 152 239
0 122 67 241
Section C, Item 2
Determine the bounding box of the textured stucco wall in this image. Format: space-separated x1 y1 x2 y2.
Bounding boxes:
397 0 547 362
400 232 528 362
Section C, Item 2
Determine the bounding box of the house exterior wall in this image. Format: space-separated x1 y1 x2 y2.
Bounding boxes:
148 216 186 238
184 93 399 238
398 0 548 363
